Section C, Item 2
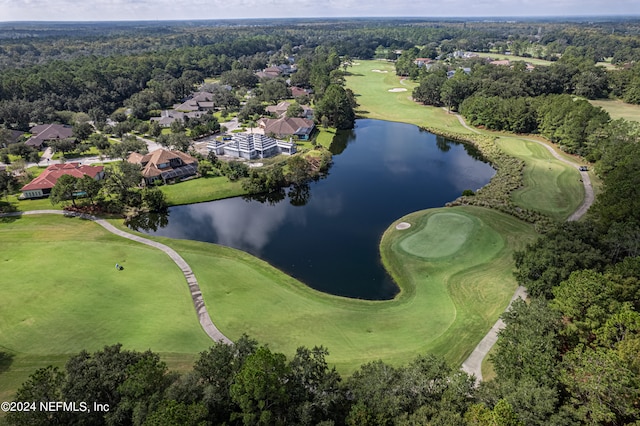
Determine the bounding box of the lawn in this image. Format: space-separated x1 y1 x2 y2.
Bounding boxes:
345 60 472 134
495 136 584 221
590 99 640 123
471 52 553 67
0 214 214 403
160 176 247 206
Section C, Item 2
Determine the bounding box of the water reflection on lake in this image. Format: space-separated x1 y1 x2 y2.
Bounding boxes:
134 119 495 300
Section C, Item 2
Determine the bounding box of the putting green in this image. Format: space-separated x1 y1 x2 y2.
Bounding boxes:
399 212 476 259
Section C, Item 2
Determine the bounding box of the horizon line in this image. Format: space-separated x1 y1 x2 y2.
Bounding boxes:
2 14 640 24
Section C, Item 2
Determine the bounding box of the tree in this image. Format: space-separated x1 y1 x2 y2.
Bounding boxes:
220 69 259 89
258 78 290 103
73 122 93 141
237 97 265 123
0 127 14 148
49 138 77 156
514 221 607 298
50 174 80 207
141 187 167 212
412 72 446 106
551 270 618 344
287 346 344 424
491 299 561 387
230 346 291 425
148 121 162 138
169 132 192 153
6 366 66 426
441 71 475 112
315 84 355 130
109 136 147 160
8 142 37 161
103 161 143 208
62 344 156 426
89 133 111 152
286 155 311 184
143 400 208 426
286 103 304 118
0 170 18 194
191 335 257 425
560 345 640 424
114 352 171 425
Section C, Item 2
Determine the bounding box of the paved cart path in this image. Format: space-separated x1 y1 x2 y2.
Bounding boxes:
1 210 231 344
450 111 594 381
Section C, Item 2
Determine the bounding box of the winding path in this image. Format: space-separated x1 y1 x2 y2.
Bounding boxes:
452 111 595 381
1 209 231 344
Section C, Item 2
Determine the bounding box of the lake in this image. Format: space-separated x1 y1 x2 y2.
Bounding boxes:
135 119 495 300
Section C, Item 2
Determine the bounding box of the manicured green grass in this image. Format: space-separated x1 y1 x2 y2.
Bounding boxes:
164 206 535 373
3 194 59 212
160 176 247 206
471 52 553 66
314 127 337 149
481 345 497 382
590 99 640 123
0 215 214 402
0 215 213 353
345 60 472 134
495 136 584 221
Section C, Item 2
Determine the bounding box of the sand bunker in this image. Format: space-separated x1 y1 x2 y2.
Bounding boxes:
388 88 408 92
396 222 411 230
371 69 388 73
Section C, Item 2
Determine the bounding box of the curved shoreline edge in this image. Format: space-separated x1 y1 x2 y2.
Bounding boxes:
0 209 232 345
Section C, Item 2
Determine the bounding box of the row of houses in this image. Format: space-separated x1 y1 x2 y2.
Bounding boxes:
20 148 199 199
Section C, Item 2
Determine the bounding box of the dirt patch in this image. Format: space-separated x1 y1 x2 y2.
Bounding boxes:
388 88 408 92
396 222 411 230
371 69 388 73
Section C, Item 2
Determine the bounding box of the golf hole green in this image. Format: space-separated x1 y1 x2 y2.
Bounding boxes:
399 212 475 259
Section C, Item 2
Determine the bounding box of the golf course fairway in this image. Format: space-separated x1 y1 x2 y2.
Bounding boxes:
0 206 534 391
178 205 536 372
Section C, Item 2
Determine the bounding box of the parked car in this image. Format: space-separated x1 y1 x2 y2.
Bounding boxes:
579 166 588 171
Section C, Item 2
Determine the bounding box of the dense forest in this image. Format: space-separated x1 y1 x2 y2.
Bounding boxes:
2 17 640 425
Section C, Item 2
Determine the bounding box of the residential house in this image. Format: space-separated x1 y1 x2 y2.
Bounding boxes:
20 162 104 199
446 68 472 78
172 92 216 112
265 101 313 119
150 110 206 127
290 86 313 98
207 133 296 160
25 124 73 150
1 129 25 148
414 58 433 67
255 64 297 80
128 148 198 185
257 116 315 140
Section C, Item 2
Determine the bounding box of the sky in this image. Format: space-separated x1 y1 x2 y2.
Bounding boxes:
1 0 639 22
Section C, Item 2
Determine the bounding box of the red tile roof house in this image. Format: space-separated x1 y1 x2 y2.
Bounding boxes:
20 163 105 199
127 148 198 185
25 124 73 150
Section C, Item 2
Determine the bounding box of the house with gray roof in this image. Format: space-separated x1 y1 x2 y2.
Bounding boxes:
25 124 73 149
